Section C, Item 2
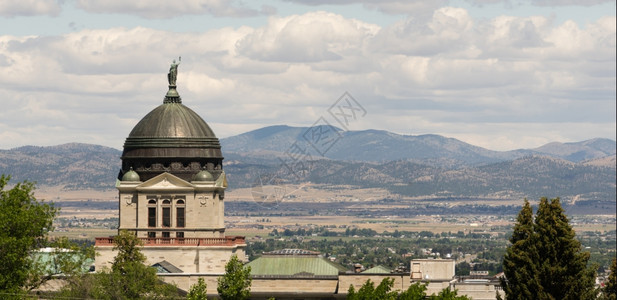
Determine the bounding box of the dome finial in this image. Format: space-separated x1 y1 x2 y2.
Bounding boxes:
164 57 182 104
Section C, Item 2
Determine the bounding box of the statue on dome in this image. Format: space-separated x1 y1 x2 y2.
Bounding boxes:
168 56 181 86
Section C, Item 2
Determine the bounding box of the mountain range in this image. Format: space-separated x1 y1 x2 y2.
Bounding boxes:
221 125 615 167
0 126 614 202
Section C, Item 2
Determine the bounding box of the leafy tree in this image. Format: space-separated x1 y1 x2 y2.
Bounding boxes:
187 277 209 300
349 278 468 300
602 257 617 300
0 175 57 297
38 237 95 298
455 261 471 276
398 282 428 300
501 197 597 300
217 254 251 300
92 230 178 299
348 278 398 300
428 287 470 300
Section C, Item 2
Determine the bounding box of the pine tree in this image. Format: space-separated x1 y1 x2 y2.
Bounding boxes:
535 197 597 299
502 197 597 300
501 199 542 299
601 257 616 300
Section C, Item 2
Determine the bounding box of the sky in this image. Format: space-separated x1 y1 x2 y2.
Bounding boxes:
0 0 615 151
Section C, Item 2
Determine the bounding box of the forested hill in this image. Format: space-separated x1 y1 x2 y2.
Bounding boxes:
224 154 616 202
0 143 121 190
0 129 615 202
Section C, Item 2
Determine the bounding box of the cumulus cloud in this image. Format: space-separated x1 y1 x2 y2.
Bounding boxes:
0 0 60 17
284 0 447 16
74 0 272 19
286 0 612 15
236 11 379 62
0 9 614 150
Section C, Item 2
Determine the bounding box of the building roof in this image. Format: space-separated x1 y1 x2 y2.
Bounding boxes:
126 102 217 140
247 250 348 277
264 249 321 256
118 69 223 182
32 248 94 275
152 260 183 273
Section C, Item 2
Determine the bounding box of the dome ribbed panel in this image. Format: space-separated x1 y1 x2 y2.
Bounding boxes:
128 103 216 139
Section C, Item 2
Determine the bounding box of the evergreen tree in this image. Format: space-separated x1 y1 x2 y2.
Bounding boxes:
501 199 542 298
0 175 57 297
502 197 597 300
217 255 251 300
601 257 617 300
535 197 596 299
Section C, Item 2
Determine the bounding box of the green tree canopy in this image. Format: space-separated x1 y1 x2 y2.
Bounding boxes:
348 278 468 300
602 257 617 300
0 175 57 297
95 230 178 299
187 277 209 300
59 230 177 299
347 278 398 300
217 255 251 300
501 197 597 300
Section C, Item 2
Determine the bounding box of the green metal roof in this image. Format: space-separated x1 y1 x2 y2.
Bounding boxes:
247 256 348 276
32 248 94 275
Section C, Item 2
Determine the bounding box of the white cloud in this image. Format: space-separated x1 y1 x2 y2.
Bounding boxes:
74 0 268 19
236 11 379 62
464 0 612 7
0 8 614 150
0 0 60 17
284 0 447 16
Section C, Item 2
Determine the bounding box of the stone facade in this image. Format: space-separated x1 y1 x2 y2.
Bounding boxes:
117 172 226 239
96 243 245 273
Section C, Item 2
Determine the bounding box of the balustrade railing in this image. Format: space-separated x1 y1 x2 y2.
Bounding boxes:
95 236 245 247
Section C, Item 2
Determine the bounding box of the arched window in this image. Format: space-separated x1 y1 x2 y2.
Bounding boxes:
176 199 185 228
162 199 171 227
147 199 157 227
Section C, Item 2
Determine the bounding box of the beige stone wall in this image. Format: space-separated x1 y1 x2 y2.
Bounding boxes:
95 245 245 274
339 274 411 292
453 282 505 300
95 246 115 271
410 259 455 280
159 274 339 297
118 193 137 230
424 280 455 296
251 278 339 294
159 274 221 295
